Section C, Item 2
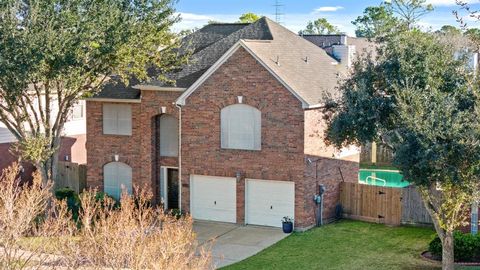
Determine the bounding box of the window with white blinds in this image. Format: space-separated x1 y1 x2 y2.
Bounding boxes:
103 162 132 201
221 104 261 150
160 115 179 157
103 104 132 135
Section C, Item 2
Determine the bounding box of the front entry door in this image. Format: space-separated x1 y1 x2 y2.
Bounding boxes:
160 167 179 210
167 168 179 210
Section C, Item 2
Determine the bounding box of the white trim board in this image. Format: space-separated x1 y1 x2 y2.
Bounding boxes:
86 98 141 103
175 40 310 108
133 85 186 92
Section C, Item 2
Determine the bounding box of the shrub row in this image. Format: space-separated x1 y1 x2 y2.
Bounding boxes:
429 231 480 262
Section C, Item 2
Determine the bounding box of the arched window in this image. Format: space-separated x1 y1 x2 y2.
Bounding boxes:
159 115 179 157
103 162 132 200
221 104 261 150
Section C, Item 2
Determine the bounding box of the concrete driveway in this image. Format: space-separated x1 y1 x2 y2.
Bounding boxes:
194 221 288 268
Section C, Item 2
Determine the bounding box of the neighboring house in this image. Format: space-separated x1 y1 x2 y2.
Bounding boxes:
0 100 87 181
86 17 364 230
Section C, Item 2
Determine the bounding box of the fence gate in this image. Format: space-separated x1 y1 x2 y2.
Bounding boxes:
340 182 402 226
56 161 87 193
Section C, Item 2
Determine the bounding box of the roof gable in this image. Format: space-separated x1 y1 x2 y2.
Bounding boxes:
176 40 309 107
176 18 343 108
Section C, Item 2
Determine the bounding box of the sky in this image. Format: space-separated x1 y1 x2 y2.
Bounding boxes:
174 0 480 35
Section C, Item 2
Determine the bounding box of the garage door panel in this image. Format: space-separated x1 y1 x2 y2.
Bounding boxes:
246 179 294 228
190 175 236 223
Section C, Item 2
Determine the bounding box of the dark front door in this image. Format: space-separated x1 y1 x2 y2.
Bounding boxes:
167 168 179 210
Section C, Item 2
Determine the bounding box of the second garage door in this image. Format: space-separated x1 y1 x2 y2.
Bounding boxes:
245 179 295 228
190 175 237 223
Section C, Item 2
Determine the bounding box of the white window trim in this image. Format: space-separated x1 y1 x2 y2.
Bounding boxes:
103 162 132 200
103 104 132 136
221 104 261 151
159 115 179 157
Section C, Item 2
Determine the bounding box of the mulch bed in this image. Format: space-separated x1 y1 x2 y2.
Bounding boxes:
421 251 480 266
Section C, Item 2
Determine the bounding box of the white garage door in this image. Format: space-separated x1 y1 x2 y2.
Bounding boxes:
246 179 295 228
190 175 236 223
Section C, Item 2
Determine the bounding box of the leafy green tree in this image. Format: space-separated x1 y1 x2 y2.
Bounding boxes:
299 18 340 35
324 30 480 270
208 20 224 24
0 0 184 183
352 6 399 40
465 28 480 50
384 0 433 29
438 25 462 35
238 12 260 23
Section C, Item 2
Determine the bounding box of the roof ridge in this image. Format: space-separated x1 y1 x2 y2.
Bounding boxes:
208 22 251 26
262 17 339 63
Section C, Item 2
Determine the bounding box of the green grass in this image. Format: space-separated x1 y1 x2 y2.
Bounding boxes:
224 220 442 270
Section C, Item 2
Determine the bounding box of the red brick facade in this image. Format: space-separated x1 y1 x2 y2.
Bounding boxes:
85 47 359 229
180 47 306 225
86 91 181 201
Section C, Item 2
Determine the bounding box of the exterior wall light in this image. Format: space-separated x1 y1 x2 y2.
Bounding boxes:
114 154 119 162
161 106 167 114
237 96 243 104
236 171 243 183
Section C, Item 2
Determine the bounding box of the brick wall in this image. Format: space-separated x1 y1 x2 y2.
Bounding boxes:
180 47 307 226
86 91 180 201
303 109 359 227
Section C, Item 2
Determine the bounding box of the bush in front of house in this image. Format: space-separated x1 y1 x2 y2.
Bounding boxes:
429 231 480 262
55 187 81 220
0 163 212 269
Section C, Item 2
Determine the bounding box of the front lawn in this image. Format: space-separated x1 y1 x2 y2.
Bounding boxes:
224 220 441 270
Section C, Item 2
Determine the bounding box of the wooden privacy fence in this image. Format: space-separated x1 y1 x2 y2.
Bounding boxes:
340 182 432 226
56 161 87 193
401 186 432 225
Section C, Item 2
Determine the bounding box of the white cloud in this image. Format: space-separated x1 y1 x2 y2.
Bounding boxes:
314 6 344 12
425 0 476 6
173 13 240 32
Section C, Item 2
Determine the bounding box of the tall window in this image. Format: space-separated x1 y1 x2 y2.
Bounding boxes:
221 104 261 150
103 162 132 200
159 115 179 157
70 101 84 120
103 104 132 135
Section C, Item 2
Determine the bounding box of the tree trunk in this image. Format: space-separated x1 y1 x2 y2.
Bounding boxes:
442 230 455 270
37 156 56 185
419 188 456 270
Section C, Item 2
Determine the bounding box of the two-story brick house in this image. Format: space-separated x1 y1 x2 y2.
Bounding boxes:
86 17 360 230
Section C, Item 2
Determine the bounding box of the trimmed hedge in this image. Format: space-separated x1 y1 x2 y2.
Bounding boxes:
429 231 480 262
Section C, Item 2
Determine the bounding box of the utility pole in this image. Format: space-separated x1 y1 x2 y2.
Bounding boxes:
274 0 284 24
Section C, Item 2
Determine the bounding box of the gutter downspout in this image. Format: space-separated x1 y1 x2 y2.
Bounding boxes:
176 103 182 212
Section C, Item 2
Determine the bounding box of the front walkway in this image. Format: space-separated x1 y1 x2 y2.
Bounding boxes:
194 221 288 268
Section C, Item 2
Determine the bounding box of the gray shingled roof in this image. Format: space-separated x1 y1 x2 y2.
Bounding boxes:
94 17 351 105
180 23 250 54
93 21 271 98
240 19 342 106
148 17 274 88
93 77 140 99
